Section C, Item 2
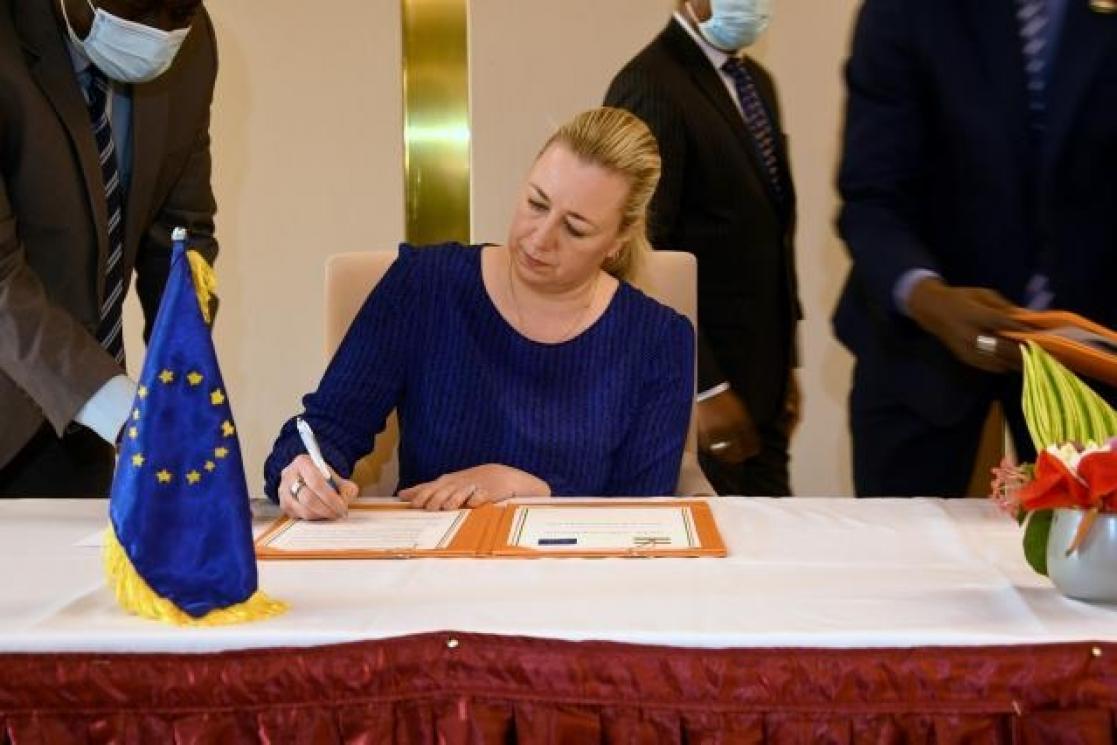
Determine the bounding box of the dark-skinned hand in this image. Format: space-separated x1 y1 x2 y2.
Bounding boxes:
907 277 1029 372
697 387 761 464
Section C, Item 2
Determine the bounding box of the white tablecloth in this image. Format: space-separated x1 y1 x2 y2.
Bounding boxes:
1 497 1114 654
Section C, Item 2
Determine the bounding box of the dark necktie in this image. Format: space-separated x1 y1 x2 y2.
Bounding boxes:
84 66 126 366
1016 0 1050 139
721 56 786 207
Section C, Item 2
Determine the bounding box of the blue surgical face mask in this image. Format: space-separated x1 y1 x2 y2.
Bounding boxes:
689 0 772 52
60 0 190 84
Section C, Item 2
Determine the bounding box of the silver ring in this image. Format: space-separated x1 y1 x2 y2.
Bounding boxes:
289 477 306 500
975 334 999 356
709 440 732 452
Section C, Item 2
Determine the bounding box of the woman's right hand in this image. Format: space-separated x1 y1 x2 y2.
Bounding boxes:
278 454 359 520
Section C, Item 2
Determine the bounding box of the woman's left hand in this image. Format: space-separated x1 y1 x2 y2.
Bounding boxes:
398 464 550 511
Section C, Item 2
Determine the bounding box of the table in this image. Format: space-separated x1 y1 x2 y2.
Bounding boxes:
2 498 1115 742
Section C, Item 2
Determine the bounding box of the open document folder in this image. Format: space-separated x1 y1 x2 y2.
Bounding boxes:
255 500 727 559
1003 310 1117 387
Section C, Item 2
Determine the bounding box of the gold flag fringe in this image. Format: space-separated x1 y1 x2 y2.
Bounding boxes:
186 249 217 325
104 527 287 626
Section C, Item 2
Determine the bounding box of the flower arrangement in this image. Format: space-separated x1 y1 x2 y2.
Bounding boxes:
990 342 1117 575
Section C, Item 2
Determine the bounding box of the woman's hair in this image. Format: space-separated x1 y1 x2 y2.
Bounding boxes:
541 107 661 282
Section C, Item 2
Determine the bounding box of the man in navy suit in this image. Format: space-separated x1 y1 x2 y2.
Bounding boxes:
836 0 1117 496
605 0 801 496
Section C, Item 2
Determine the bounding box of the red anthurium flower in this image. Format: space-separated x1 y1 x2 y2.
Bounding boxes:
1017 450 1092 511
1077 449 1117 512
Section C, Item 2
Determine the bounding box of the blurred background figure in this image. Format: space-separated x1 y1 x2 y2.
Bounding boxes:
605 0 801 496
0 0 219 497
836 0 1117 496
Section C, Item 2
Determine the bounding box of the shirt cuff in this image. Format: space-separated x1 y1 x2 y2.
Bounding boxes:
696 381 731 402
1025 273 1054 310
73 375 137 444
894 268 941 316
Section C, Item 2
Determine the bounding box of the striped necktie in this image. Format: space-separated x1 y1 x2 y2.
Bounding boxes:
1016 0 1050 139
84 66 126 366
721 56 786 207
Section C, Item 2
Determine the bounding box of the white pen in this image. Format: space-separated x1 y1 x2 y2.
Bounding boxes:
296 417 339 492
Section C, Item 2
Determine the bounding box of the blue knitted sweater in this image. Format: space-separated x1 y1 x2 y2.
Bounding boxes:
264 244 694 499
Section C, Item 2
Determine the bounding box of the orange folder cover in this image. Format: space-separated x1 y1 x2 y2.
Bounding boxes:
488 500 727 559
1004 310 1117 387
255 500 727 559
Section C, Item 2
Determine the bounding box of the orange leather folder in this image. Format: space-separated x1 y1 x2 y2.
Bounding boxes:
255 500 727 560
255 503 497 559
488 500 727 559
1003 310 1117 387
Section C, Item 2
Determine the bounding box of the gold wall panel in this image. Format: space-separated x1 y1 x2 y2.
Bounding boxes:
401 0 471 245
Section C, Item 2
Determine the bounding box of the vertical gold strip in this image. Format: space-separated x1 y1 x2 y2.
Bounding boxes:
401 0 471 245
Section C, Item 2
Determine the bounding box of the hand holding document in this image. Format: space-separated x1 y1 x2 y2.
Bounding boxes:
256 501 727 559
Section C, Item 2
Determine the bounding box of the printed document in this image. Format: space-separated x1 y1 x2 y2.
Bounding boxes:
508 505 698 551
260 509 467 551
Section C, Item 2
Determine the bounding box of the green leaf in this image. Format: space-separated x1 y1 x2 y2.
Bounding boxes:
1022 509 1053 576
1020 342 1117 449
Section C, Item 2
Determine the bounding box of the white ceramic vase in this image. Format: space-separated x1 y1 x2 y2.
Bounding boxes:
1046 509 1117 603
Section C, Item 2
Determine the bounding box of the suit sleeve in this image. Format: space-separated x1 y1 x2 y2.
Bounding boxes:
837 0 939 315
135 11 219 342
0 165 122 435
605 67 728 392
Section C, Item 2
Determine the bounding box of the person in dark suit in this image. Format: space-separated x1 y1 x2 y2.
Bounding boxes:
605 0 801 496
836 0 1117 496
0 0 219 497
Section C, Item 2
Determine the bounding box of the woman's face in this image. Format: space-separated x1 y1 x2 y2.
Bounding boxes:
506 143 629 293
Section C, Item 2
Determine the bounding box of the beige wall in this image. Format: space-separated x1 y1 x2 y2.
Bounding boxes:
124 0 862 496
755 2 862 495
123 0 405 493
470 0 674 239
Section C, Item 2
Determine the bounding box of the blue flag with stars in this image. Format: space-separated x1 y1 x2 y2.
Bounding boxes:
107 229 282 623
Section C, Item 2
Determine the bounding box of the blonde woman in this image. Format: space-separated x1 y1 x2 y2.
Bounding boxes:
265 108 695 518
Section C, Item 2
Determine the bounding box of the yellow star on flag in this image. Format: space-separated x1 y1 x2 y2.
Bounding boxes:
137 385 148 399
204 460 216 472
132 408 141 421
187 371 204 386
221 420 235 437
156 469 173 484
210 389 226 406
131 453 145 467
215 446 229 459
186 470 201 485
158 369 175 384
128 426 138 440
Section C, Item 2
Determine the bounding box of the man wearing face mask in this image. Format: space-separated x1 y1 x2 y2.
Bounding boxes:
605 0 801 496
0 0 218 496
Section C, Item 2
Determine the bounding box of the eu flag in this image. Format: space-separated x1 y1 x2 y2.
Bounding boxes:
105 228 284 624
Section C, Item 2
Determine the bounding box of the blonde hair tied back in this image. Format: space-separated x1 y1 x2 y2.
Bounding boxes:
541 107 661 282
